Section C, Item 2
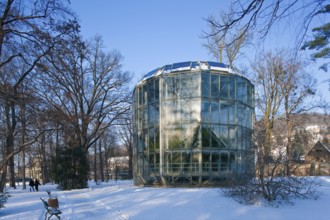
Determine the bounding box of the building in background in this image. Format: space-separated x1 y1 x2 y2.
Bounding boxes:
132 61 255 186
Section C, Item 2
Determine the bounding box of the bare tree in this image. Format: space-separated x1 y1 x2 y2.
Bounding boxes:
40 34 131 152
275 51 317 175
117 110 133 179
252 51 284 156
203 23 226 63
0 0 77 192
37 34 131 188
204 15 251 66
205 0 328 48
222 49 320 205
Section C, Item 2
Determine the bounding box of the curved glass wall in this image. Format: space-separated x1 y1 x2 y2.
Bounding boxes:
133 61 255 186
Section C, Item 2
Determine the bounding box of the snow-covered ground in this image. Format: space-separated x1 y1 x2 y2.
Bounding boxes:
1 176 330 220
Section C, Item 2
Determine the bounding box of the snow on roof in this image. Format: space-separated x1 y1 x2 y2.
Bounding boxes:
137 61 248 85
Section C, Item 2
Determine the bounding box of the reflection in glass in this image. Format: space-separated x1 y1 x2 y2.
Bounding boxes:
220 75 229 99
202 125 210 148
133 61 255 186
211 101 220 123
229 76 236 100
220 101 229 124
202 73 210 97
211 74 219 99
202 100 211 123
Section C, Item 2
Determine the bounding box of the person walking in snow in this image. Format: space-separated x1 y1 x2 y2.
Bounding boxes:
29 179 35 192
34 179 41 191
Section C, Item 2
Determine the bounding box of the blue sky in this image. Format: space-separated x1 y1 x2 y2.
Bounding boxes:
70 0 229 84
70 0 329 103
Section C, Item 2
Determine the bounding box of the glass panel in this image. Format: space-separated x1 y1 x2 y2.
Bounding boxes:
211 101 220 124
202 100 211 123
143 129 148 151
229 152 235 172
182 124 190 148
182 99 191 123
237 127 242 150
247 107 253 128
155 104 159 126
143 84 147 105
241 128 248 150
220 101 229 124
137 131 143 152
219 125 229 148
229 126 237 149
237 77 246 103
182 151 191 173
202 152 210 172
148 81 154 104
163 77 171 100
173 100 181 124
238 103 244 126
164 127 170 149
190 74 200 98
211 125 220 148
149 128 155 151
190 98 200 122
155 128 160 149
192 152 199 173
138 87 143 106
172 152 181 172
211 153 220 171
229 102 236 124
229 76 236 100
181 74 190 99
172 61 191 71
174 74 181 99
190 123 200 148
164 152 170 173
211 74 219 99
163 100 181 125
138 109 143 131
220 152 229 172
191 61 199 69
201 125 210 148
148 105 154 127
202 73 210 98
170 126 182 149
155 79 159 102
220 75 229 99
149 153 155 172
143 107 148 128
208 61 227 68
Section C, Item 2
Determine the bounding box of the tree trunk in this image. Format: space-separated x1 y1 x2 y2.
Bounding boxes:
41 132 49 184
128 144 133 179
94 141 97 182
98 139 104 182
0 162 8 192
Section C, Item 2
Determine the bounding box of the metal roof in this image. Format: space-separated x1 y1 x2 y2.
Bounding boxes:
137 61 248 85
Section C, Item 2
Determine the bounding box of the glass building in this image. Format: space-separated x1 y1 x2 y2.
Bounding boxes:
132 61 255 186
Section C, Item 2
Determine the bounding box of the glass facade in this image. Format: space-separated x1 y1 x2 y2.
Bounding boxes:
133 61 255 186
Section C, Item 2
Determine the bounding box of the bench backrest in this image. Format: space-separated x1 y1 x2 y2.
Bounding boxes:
40 198 49 209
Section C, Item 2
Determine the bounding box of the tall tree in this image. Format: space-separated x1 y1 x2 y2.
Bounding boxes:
0 0 77 192
275 51 316 175
117 110 133 179
38 35 131 188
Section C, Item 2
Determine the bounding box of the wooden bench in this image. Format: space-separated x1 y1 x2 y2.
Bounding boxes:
40 198 62 220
